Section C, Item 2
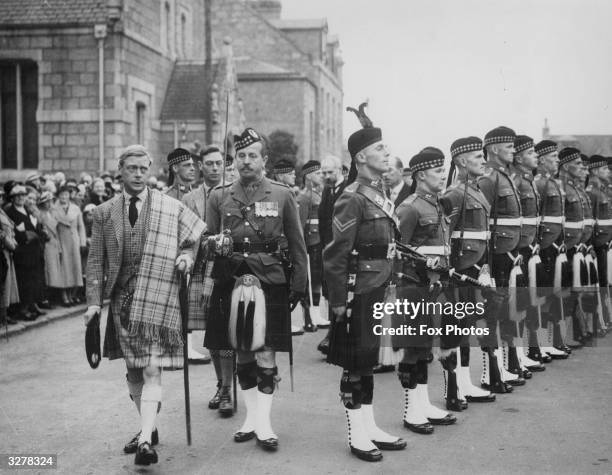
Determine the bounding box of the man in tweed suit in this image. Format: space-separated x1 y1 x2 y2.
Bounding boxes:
84 145 206 466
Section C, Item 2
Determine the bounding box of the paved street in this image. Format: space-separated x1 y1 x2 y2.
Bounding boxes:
1 310 611 475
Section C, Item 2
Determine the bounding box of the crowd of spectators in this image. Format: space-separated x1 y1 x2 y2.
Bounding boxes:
0 170 168 327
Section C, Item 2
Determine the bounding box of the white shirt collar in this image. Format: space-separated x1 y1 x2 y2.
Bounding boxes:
124 188 148 202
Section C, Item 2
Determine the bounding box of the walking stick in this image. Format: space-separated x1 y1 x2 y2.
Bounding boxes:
233 352 238 412
179 271 192 445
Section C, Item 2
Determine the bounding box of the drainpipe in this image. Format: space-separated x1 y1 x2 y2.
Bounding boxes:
204 0 212 144
94 24 107 173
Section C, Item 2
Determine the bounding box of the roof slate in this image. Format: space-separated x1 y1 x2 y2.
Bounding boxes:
0 0 107 26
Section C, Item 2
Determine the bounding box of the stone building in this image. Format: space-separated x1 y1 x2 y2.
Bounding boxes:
0 0 343 180
542 119 612 156
211 0 344 165
0 0 242 179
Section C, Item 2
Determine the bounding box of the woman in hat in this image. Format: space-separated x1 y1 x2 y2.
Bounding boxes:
5 184 47 320
39 191 67 305
0 188 20 325
52 185 86 305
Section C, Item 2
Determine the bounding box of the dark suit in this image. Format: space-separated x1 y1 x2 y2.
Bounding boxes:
392 182 412 208
319 179 348 249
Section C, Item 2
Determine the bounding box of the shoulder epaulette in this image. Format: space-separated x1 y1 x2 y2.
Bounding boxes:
269 179 290 188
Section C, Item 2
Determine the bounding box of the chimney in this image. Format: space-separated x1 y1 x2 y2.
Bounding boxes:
542 118 550 138
250 0 282 20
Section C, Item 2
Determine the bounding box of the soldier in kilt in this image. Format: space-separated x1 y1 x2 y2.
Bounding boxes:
324 104 406 462
182 145 236 416
205 128 307 452
84 145 206 466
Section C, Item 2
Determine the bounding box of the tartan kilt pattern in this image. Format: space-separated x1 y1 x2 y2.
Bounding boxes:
104 288 183 369
204 277 292 352
327 286 382 371
186 263 214 331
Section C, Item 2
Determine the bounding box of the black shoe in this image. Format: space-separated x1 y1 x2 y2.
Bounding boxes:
38 300 53 310
403 420 434 434
555 345 572 354
16 310 36 321
525 362 546 372
446 398 464 412
546 351 569 360
372 364 395 374
510 368 532 379
208 382 222 410
427 414 457 425
30 304 46 316
505 376 526 386
465 393 496 403
218 386 234 417
350 445 383 461
124 429 158 454
234 430 256 443
350 444 382 462
317 337 329 356
372 438 407 451
256 436 279 451
134 442 158 466
481 382 514 394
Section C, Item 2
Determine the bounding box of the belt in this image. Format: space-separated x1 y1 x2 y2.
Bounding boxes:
233 240 279 253
596 219 612 226
542 216 564 224
564 220 584 229
306 219 319 224
450 230 490 240
414 245 450 256
521 217 539 226
357 244 393 259
583 219 595 226
489 218 522 226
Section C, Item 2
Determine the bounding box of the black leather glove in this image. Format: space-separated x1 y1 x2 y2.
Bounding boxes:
288 291 306 311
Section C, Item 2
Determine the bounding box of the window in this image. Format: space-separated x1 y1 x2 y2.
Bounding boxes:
136 102 146 145
180 13 187 58
0 60 38 169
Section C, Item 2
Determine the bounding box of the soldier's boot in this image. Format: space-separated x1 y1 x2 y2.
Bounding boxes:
507 342 531 379
441 351 464 412
480 348 513 394
218 386 234 417
360 375 406 451
456 347 495 402
542 321 569 358
516 345 545 372
341 371 382 462
398 363 434 435
234 361 257 443
498 345 524 386
529 328 552 363
255 366 278 451
414 359 456 425
302 303 317 333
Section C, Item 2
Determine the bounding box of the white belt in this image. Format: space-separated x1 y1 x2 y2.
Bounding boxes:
306 219 319 224
489 218 522 226
521 217 538 226
416 245 450 256
596 219 612 226
542 216 564 224
451 231 490 240
583 219 595 226
564 221 584 229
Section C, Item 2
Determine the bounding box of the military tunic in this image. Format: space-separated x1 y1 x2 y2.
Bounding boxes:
165 183 193 202
205 177 308 352
297 187 323 301
394 189 450 348
323 176 397 370
588 176 612 286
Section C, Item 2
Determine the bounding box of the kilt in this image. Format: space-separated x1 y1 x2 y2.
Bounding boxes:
327 286 383 371
204 277 291 352
186 262 214 331
103 283 183 369
392 282 435 349
539 246 559 325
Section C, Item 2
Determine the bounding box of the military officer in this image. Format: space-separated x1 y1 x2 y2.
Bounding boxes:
586 155 612 335
205 127 307 452
324 104 406 462
165 148 196 201
557 148 589 345
297 160 324 332
441 136 497 405
478 126 523 392
394 148 458 432
533 140 568 357
270 159 297 189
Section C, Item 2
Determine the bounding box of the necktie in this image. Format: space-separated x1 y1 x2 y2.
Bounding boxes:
129 196 138 227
